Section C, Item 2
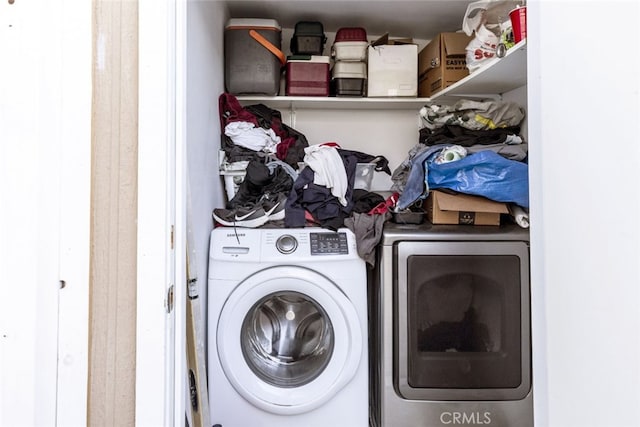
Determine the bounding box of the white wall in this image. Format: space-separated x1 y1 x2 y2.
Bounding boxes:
290 108 422 191
186 0 227 328
529 2 640 426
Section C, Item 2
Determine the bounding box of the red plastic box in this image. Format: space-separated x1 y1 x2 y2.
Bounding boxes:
335 27 367 42
285 56 330 96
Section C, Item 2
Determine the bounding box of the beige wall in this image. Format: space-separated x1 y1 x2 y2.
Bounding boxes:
89 1 138 424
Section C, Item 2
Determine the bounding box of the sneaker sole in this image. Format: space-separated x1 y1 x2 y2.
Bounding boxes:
263 197 286 221
212 209 236 226
267 208 285 221
212 210 269 228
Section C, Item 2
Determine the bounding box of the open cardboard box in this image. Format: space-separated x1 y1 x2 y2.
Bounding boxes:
425 190 509 225
418 32 473 97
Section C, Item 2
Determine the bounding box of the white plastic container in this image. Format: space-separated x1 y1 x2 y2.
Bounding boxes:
219 151 249 200
353 163 376 190
298 162 376 190
332 61 366 78
220 170 246 201
332 61 367 96
332 41 369 61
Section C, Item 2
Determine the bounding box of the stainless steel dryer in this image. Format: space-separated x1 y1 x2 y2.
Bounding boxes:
372 222 532 427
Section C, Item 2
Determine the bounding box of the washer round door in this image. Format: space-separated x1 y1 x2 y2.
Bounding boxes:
217 265 363 415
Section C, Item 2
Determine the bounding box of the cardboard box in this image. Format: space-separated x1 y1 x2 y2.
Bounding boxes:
425 190 509 226
418 32 473 97
367 34 417 97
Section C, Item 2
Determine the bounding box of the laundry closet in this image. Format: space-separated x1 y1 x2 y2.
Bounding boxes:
133 2 640 427
178 0 528 293
176 1 530 425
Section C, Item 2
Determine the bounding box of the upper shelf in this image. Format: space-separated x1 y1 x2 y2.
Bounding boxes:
431 39 527 103
237 40 527 110
235 96 432 110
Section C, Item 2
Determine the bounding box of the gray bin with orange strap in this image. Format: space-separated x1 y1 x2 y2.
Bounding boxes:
225 19 286 96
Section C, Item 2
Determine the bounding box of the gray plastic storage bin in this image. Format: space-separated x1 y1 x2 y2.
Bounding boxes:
225 18 284 95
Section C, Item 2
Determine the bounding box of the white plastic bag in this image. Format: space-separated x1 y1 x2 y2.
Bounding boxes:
462 0 523 72
462 0 523 36
465 24 499 72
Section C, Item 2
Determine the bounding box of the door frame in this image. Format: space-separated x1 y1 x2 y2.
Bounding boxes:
137 0 186 425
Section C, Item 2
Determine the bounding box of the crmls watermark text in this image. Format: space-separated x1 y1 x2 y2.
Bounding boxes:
440 411 491 425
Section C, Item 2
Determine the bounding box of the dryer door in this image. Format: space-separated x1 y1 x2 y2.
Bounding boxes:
217 265 363 415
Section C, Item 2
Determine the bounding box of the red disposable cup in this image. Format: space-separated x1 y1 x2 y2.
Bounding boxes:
510 6 527 43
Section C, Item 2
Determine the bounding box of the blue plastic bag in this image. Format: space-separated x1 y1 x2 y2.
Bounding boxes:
427 150 529 208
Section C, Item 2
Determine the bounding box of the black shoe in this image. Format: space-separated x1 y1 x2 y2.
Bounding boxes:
262 193 287 221
226 160 272 209
212 204 269 228
263 164 294 196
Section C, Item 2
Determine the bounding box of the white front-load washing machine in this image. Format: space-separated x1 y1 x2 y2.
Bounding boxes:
207 227 368 427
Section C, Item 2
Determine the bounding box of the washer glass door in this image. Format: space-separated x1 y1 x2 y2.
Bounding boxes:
241 290 334 388
217 266 362 415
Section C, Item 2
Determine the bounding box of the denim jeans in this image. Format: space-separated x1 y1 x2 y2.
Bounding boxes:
396 144 448 210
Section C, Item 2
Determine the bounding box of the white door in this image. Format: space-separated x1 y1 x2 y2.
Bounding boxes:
0 0 91 425
217 266 363 415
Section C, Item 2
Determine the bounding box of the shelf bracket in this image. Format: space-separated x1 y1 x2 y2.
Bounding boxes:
288 101 296 128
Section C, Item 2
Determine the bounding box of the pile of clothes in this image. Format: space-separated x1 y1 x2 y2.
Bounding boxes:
213 93 396 265
219 92 311 167
392 99 530 226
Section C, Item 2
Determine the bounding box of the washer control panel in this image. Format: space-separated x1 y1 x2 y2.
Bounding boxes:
310 232 349 255
212 228 358 262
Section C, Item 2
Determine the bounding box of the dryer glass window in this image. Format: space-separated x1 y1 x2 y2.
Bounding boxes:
407 254 522 390
241 291 334 388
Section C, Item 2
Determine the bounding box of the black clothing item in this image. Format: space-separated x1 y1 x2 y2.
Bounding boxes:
419 124 521 147
220 134 265 164
264 163 294 195
285 152 357 230
351 189 385 214
337 148 392 175
243 104 308 147
244 103 309 167
226 160 270 209
227 160 293 209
